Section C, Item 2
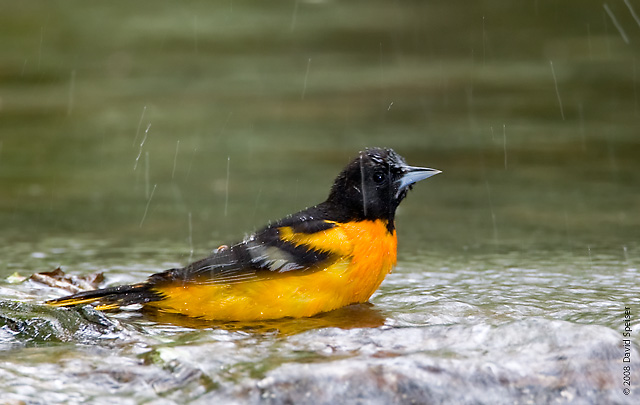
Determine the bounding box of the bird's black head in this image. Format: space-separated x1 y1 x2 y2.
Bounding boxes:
326 148 440 230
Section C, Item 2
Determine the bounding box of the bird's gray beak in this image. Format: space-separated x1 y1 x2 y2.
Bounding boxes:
396 166 441 195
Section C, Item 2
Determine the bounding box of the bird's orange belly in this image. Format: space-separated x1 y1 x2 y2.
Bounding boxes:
146 220 397 321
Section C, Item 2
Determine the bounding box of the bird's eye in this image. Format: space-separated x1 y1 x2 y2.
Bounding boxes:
373 171 386 184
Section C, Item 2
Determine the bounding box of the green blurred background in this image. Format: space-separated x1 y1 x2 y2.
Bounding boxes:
1 0 639 265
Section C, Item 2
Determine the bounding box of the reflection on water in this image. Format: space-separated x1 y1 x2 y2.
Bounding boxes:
141 303 387 335
1 0 640 403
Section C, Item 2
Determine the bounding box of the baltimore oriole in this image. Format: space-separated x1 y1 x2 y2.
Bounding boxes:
46 148 440 321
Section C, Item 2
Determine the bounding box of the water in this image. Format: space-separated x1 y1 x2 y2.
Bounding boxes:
1 0 639 403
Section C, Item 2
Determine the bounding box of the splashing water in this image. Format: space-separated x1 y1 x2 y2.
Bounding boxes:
549 61 565 120
301 58 311 100
133 106 147 147
224 156 230 217
172 140 180 180
134 123 151 171
604 3 630 44
139 184 157 228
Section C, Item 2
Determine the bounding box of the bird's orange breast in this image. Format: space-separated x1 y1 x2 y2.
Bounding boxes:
146 220 397 321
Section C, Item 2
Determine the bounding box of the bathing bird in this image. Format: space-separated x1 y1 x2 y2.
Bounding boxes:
47 148 440 321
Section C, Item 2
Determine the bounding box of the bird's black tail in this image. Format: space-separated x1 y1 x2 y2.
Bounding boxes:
46 283 162 311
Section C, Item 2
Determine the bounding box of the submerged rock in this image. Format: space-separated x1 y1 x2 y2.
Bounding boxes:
196 319 638 404
0 299 123 348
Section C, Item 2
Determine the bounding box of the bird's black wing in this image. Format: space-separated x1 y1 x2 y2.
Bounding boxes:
148 218 344 287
